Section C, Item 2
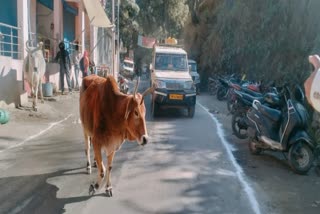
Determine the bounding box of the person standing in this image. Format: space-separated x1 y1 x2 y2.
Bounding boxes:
55 42 72 94
72 41 81 90
80 50 90 78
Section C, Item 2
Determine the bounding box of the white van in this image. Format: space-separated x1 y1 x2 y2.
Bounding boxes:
150 44 196 118
188 59 200 94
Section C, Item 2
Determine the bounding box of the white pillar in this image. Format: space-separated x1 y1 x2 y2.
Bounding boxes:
76 3 85 54
53 0 62 55
30 0 37 41
17 0 29 59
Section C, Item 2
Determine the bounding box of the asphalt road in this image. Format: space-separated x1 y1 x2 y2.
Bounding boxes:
0 79 264 214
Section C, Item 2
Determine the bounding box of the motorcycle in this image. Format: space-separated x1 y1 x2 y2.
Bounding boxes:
246 85 315 174
216 74 241 101
118 75 129 94
227 80 277 114
208 76 219 95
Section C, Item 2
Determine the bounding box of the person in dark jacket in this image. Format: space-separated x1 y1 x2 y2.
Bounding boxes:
55 42 72 94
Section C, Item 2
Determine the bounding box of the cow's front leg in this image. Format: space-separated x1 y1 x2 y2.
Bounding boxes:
33 83 39 111
105 151 115 197
89 142 105 196
38 80 44 103
32 90 37 111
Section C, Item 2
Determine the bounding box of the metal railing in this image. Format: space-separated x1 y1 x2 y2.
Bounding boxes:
0 22 22 59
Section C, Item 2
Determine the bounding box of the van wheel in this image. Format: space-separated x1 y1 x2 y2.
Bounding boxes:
188 106 195 118
288 141 314 175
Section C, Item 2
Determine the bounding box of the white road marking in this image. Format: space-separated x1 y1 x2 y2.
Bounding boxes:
198 103 261 214
0 114 73 153
9 195 34 214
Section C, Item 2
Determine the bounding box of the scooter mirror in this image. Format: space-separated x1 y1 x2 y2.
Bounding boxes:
294 85 305 103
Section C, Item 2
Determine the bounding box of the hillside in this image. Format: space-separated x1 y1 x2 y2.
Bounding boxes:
184 0 320 85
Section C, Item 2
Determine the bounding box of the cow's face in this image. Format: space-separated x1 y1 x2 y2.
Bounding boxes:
125 93 149 146
26 42 44 72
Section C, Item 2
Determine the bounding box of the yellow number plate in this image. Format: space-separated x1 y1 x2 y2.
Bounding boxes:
169 94 183 100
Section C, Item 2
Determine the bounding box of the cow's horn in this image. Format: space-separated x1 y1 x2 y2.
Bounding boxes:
133 77 140 99
25 40 31 52
140 87 154 105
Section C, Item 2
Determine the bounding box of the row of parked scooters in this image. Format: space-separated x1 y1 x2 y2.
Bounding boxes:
213 74 317 174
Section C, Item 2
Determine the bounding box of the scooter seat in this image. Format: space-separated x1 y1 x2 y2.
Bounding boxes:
258 104 281 122
241 87 263 97
240 91 264 103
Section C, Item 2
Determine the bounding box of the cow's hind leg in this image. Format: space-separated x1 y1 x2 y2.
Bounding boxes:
89 142 105 196
105 151 115 197
84 134 91 174
90 138 97 168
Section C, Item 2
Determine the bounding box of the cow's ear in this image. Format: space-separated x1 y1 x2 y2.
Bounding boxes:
124 98 134 120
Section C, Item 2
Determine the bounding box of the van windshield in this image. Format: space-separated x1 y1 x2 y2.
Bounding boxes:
155 53 188 71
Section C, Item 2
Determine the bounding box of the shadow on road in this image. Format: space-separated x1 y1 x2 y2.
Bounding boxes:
0 167 110 214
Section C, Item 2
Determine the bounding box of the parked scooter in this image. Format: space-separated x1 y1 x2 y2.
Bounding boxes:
231 89 280 139
118 74 129 94
246 85 315 174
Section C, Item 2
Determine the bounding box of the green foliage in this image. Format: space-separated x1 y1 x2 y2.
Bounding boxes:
121 0 140 50
137 0 189 39
130 0 190 70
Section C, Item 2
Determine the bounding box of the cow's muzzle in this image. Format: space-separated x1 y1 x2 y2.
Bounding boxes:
141 135 148 146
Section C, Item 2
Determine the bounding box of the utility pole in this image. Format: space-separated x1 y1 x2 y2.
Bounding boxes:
112 0 115 77
117 0 120 77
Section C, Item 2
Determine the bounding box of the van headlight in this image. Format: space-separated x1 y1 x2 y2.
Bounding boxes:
184 81 194 89
155 80 166 88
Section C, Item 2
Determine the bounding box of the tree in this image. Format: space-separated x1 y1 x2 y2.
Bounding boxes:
136 0 189 39
105 0 140 54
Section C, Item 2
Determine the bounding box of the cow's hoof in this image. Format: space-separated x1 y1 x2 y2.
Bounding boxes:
89 184 96 196
93 160 97 168
105 186 113 197
33 107 37 112
87 167 92 174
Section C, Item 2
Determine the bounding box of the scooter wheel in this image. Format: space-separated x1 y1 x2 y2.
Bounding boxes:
288 141 314 175
232 112 248 139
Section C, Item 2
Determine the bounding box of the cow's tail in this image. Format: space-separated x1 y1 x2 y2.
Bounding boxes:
80 78 87 93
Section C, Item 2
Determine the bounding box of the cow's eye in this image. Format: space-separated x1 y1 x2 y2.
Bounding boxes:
134 110 139 117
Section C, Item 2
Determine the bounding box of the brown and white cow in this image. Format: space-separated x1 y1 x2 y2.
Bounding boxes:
80 74 153 196
24 41 46 111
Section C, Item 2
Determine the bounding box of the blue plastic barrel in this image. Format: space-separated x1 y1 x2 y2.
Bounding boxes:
42 83 53 97
0 109 10 124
